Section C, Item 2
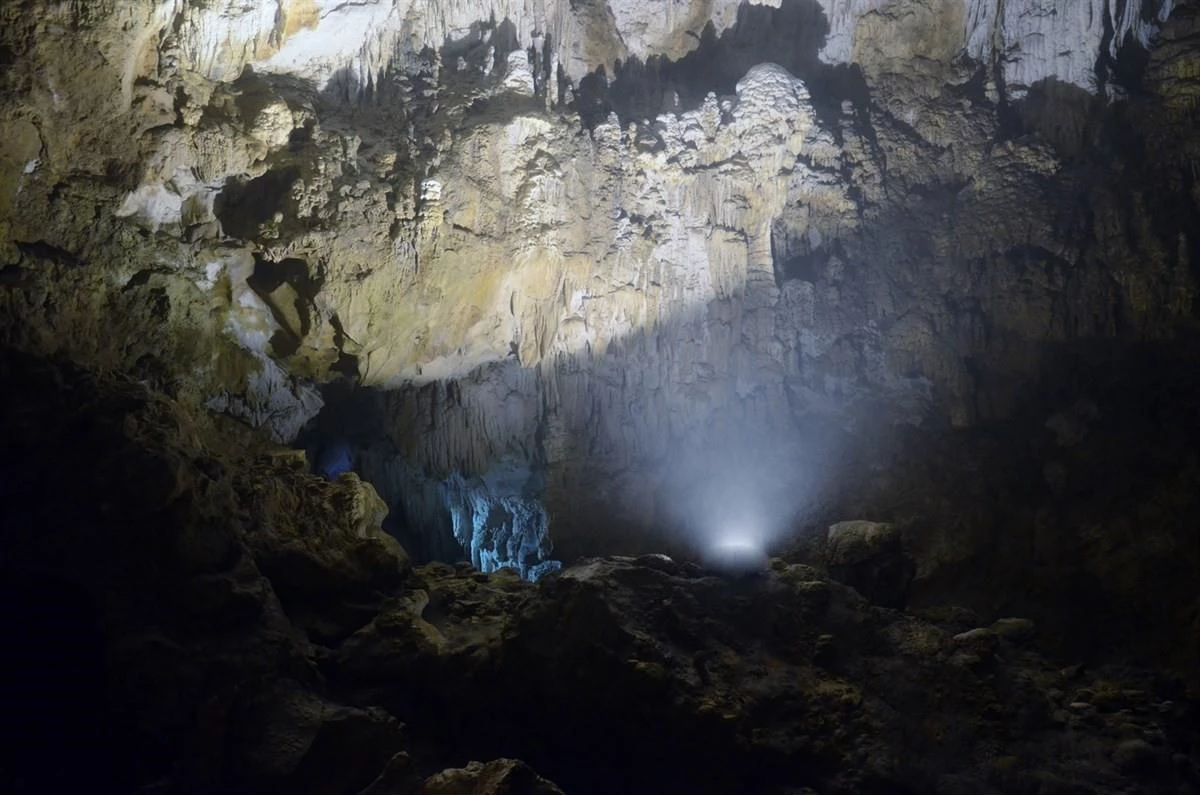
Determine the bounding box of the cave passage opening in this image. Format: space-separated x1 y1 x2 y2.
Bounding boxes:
295 378 563 581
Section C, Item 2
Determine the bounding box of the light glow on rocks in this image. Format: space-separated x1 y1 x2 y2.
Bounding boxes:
705 533 769 574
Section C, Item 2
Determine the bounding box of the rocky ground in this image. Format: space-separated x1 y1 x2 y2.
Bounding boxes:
2 348 1196 795
3 0 1200 687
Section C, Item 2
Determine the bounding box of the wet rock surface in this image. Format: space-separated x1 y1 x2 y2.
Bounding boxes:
2 351 1197 795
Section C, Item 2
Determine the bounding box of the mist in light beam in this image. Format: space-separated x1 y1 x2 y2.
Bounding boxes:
659 421 818 568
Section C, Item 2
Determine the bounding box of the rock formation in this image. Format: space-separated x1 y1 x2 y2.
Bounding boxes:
2 350 1197 793
2 0 1200 789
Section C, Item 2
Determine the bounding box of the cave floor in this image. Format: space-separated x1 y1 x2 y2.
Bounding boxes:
1 349 1197 795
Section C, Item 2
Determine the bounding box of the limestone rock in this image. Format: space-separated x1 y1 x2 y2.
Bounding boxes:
163 0 762 90
963 0 1177 99
825 521 913 607
239 466 411 605
826 520 900 565
344 554 1198 795
1 0 1190 466
991 617 1036 641
0 351 392 792
204 354 325 443
230 678 406 794
423 759 564 795
334 561 531 679
500 50 537 97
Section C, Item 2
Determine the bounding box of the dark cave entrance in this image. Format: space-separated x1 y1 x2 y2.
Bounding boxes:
295 374 562 581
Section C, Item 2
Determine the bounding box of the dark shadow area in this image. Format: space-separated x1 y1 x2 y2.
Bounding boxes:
0 576 129 793
315 336 1200 795
214 166 300 240
0 358 186 794
246 254 320 358
6 335 1200 795
295 381 465 566
4 343 1198 795
572 0 869 130
0 350 407 794
1096 0 1166 97
1010 78 1098 159
858 336 1200 673
772 236 845 285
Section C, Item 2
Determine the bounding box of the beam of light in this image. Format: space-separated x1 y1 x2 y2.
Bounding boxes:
704 531 769 574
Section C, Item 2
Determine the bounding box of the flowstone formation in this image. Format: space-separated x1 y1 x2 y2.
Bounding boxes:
2 0 1200 692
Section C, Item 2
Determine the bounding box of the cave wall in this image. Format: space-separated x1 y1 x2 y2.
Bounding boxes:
2 0 1199 669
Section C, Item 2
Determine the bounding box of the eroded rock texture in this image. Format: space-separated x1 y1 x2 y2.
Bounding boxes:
1 0 1199 729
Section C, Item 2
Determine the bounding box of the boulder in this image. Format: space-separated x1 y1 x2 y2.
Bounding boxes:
423 759 564 795
229 679 406 795
824 521 914 607
240 467 410 602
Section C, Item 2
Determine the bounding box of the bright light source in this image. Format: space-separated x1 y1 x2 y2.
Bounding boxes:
705 533 768 575
712 537 761 554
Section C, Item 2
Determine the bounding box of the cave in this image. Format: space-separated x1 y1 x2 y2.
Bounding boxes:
2 0 1199 793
